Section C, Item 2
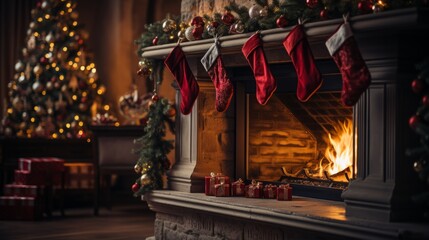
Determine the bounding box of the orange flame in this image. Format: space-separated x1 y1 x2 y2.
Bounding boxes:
320 119 354 178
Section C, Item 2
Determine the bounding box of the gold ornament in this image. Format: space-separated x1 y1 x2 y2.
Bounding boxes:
140 174 151 185
259 6 268 17
162 19 177 32
33 64 43 76
179 22 188 30
134 164 142 173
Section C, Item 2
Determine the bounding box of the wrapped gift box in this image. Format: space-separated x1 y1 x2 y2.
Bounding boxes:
277 184 293 201
214 182 230 197
205 172 230 196
14 170 47 186
231 178 245 197
3 184 43 198
245 181 263 198
19 157 65 172
0 196 43 220
263 184 277 199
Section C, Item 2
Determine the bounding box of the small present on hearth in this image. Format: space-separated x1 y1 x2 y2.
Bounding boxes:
263 184 278 199
0 196 43 221
214 177 230 197
231 178 245 197
205 172 230 196
18 157 65 186
3 184 43 198
245 180 263 198
277 184 293 201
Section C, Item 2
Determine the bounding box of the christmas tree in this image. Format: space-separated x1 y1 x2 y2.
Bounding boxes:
407 58 429 219
1 0 108 139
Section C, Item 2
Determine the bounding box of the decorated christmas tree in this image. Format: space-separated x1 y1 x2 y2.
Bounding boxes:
407 58 429 219
1 0 109 139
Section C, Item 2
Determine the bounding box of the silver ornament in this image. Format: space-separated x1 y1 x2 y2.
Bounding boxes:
15 61 24 72
249 5 262 18
235 21 245 34
185 26 195 41
207 25 216 36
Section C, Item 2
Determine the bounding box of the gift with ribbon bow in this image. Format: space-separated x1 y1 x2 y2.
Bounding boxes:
263 184 278 199
245 180 263 198
277 184 293 201
231 178 245 197
214 177 230 197
205 172 230 196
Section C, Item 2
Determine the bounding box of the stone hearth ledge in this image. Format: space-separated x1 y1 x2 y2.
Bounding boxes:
145 190 429 239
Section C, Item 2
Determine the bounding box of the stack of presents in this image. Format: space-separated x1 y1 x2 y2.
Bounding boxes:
205 172 293 200
0 157 65 221
0 159 95 221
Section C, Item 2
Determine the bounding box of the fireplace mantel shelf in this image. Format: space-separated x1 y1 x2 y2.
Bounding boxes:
141 8 424 61
146 190 429 239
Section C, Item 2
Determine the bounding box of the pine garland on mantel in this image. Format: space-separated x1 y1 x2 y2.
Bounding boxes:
135 0 422 57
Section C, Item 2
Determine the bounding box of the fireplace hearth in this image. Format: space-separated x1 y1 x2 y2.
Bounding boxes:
141 8 429 240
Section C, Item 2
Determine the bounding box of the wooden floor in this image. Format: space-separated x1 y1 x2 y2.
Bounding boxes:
0 201 155 240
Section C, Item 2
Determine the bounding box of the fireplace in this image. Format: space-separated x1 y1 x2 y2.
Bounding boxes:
232 60 355 200
141 8 429 239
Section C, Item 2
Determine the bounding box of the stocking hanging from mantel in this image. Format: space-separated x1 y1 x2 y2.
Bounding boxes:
164 45 200 115
325 16 371 107
283 21 323 102
242 32 277 105
201 37 234 112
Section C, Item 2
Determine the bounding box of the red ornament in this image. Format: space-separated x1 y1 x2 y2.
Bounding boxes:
191 16 204 27
423 95 429 106
358 0 373 14
409 115 420 129
151 94 159 102
276 15 288 28
412 78 424 93
222 12 235 26
306 0 319 8
320 9 329 20
192 25 204 40
131 183 140 192
152 36 159 45
140 117 148 126
211 21 219 28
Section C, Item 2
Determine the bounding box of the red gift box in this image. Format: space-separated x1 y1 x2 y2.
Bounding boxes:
205 172 230 196
19 157 65 172
245 181 263 198
263 184 277 199
214 181 230 197
277 184 293 201
4 184 42 198
0 196 43 221
14 170 47 186
231 178 245 197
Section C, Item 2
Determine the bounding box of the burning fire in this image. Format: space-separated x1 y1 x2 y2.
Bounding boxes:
319 119 354 178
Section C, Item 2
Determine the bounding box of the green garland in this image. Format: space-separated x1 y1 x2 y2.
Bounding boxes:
135 0 418 55
132 95 175 197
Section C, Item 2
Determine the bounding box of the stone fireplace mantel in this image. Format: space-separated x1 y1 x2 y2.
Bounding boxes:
141 7 429 239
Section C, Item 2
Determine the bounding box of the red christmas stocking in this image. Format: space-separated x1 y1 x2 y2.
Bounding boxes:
283 24 323 102
325 20 371 106
164 45 200 115
242 32 277 105
201 39 233 112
